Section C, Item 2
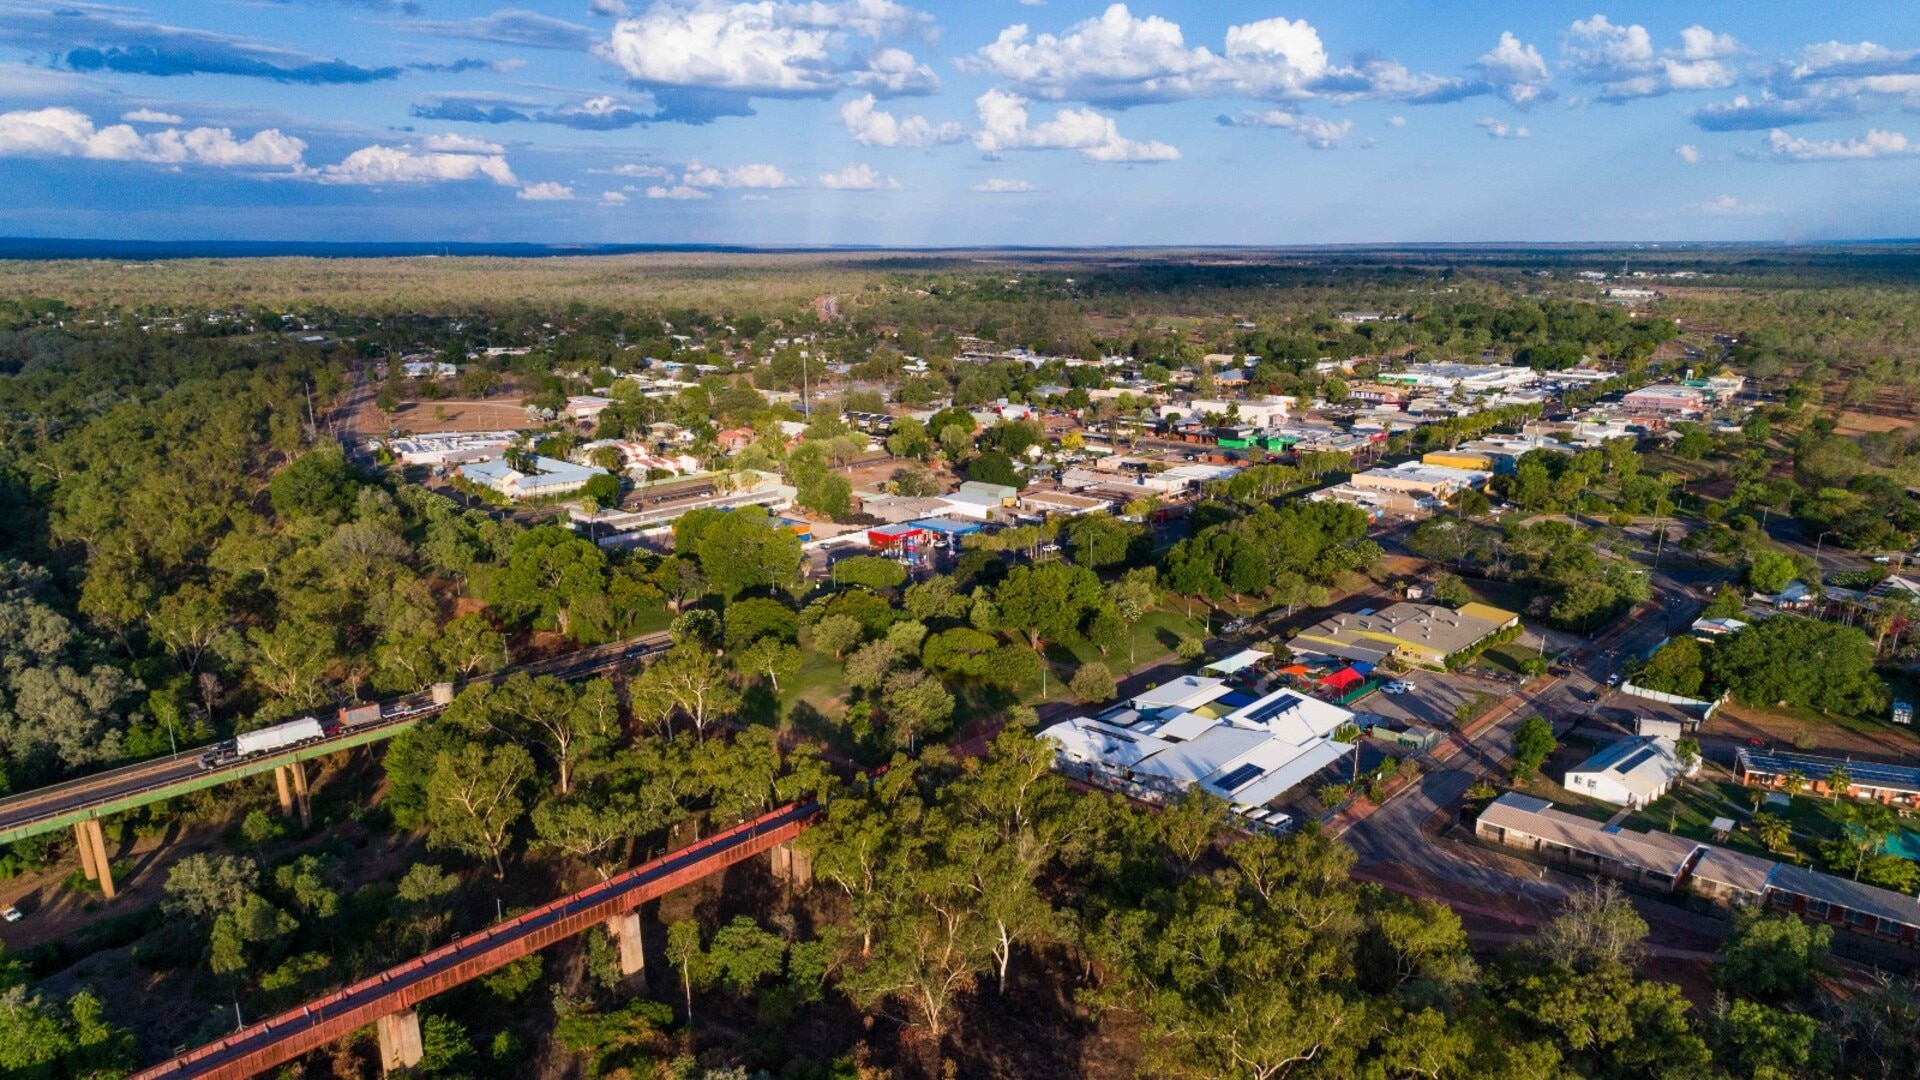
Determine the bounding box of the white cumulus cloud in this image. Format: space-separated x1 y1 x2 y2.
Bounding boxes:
1218 109 1351 148
607 163 672 178
1562 15 1738 101
0 106 305 169
1476 116 1529 139
646 184 711 199
819 162 898 189
1473 31 1553 106
1764 126 1915 161
517 181 575 200
1675 143 1701 163
839 93 964 147
970 178 1035 192
321 138 517 186
681 159 799 188
421 133 506 154
962 4 1480 107
121 108 183 124
600 189 630 204
596 0 937 99
972 88 1178 162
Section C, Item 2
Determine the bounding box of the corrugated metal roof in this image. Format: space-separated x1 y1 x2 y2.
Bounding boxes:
1691 846 1776 894
1479 793 1698 876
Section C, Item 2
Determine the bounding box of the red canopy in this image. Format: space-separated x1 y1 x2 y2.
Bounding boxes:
1318 666 1364 691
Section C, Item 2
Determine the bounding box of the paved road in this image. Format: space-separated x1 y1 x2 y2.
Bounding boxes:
0 632 672 843
1341 560 1725 903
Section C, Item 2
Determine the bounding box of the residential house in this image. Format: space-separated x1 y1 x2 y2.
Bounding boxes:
716 427 757 452
1563 735 1696 808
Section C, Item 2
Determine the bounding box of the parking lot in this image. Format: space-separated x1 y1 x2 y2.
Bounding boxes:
1350 670 1509 732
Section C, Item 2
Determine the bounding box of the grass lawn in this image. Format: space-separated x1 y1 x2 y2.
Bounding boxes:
777 646 846 720
1511 776 1621 822
1478 642 1546 677
1460 577 1534 617
629 605 675 635
1623 780 1773 855
1052 606 1209 672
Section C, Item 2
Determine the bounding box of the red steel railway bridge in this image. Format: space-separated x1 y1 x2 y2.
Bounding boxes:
130 800 820 1079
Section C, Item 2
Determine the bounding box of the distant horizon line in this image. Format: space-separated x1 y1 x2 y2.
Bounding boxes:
3 235 1920 261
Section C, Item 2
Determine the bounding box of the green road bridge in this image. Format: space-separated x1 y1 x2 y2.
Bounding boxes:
0 631 672 896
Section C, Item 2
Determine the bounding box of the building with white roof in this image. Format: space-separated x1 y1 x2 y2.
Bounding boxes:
1378 363 1538 394
1039 680 1355 811
387 430 520 466
1563 734 1696 808
1349 462 1491 503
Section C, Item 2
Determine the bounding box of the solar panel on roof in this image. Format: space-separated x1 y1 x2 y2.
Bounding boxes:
1613 747 1661 774
1213 763 1266 791
1243 694 1305 723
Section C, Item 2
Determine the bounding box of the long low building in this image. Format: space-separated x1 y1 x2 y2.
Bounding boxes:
1735 749 1920 808
459 456 606 500
388 430 521 466
1477 793 1920 947
1476 793 1699 890
1350 461 1491 502
1292 601 1518 668
1041 677 1355 813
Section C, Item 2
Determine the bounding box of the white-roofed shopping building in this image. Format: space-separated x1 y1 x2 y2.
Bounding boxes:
1039 675 1357 828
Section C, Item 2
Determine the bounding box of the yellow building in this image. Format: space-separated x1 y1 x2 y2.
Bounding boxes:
1421 449 1496 471
1292 602 1520 668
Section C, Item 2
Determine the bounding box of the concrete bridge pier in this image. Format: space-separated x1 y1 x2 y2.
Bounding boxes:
604 910 645 976
769 841 812 888
376 1008 423 1073
73 819 115 899
276 762 312 828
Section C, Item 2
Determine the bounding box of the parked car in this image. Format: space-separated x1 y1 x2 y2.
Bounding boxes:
1606 673 1622 687
2 905 21 923
1384 680 1414 695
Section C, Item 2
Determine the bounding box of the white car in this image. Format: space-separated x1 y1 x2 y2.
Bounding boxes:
2 905 21 923
1606 673 1622 687
1384 680 1414 695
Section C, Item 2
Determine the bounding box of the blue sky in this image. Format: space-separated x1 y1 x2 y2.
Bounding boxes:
3 1 1920 244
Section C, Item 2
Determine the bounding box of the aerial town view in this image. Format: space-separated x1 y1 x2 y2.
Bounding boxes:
2 2 1920 1078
